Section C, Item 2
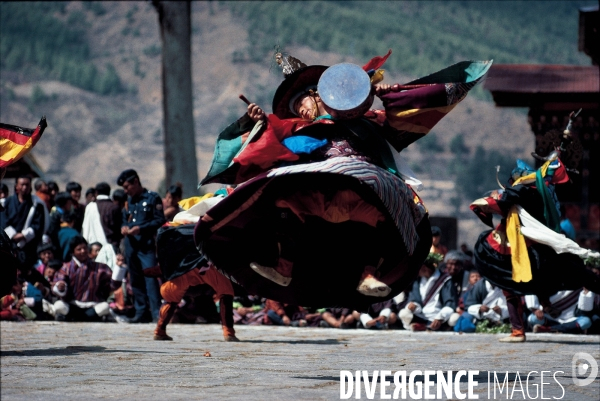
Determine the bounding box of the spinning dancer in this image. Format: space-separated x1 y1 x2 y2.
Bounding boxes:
194 50 492 310
470 112 600 342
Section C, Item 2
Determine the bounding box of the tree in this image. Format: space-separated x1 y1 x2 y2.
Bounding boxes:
152 1 198 198
417 132 444 153
449 134 469 155
453 146 514 202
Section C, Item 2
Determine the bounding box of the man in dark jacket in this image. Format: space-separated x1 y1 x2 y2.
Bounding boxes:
2 176 46 272
118 169 165 323
94 182 122 252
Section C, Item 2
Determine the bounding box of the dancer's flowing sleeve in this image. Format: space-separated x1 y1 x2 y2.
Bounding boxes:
379 61 492 152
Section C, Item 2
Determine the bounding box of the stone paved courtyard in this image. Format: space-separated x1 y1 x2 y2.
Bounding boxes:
1 321 598 400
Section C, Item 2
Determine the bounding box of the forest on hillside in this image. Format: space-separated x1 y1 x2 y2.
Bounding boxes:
0 2 122 95
227 1 594 76
2 1 595 98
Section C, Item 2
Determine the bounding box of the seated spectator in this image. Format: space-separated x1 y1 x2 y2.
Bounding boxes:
88 242 103 261
66 181 84 232
43 259 61 283
430 226 448 256
47 181 59 209
34 241 56 276
108 253 135 320
263 299 312 327
457 269 481 314
47 191 74 247
232 294 266 326
463 279 509 327
163 184 183 221
21 275 53 320
51 236 117 322
321 307 357 329
84 187 96 205
440 250 470 298
526 289 594 334
388 290 410 329
460 243 474 259
582 266 600 334
1 279 37 321
357 299 397 330
57 212 80 262
399 253 458 331
0 182 9 203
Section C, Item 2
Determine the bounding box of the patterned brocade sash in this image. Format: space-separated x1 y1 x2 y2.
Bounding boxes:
551 289 582 312
423 272 452 306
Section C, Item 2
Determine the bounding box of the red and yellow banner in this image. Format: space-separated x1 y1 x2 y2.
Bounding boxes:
0 116 47 168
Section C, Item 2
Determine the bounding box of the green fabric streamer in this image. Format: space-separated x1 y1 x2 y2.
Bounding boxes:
535 168 561 232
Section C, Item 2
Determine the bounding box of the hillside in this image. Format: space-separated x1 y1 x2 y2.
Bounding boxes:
0 1 594 247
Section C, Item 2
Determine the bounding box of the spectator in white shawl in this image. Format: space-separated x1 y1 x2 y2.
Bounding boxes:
399 253 459 331
463 278 509 325
526 289 594 334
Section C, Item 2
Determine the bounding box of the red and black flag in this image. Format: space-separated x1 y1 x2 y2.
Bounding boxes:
0 116 47 168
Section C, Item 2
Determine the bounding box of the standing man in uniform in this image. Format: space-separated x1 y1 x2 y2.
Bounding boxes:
117 169 165 323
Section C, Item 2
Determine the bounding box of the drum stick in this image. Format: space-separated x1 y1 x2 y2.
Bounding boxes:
240 94 265 121
239 94 251 105
394 84 435 90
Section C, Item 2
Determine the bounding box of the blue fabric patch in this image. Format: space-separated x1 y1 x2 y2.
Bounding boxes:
453 314 476 333
25 282 43 302
282 136 328 155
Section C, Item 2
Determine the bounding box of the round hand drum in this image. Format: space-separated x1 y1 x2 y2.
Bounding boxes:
318 63 374 120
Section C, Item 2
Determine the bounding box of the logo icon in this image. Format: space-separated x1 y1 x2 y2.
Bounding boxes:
571 352 598 386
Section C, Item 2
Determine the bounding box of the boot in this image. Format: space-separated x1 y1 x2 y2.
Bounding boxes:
356 265 390 297
220 295 239 342
501 290 526 342
153 302 177 341
499 328 526 342
250 257 293 287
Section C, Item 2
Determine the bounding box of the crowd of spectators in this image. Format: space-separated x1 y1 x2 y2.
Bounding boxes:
1 172 599 337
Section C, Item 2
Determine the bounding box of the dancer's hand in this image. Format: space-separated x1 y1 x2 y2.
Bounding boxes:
374 83 401 97
247 103 265 123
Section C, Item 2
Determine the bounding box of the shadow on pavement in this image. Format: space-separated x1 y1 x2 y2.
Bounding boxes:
241 339 345 345
1 346 166 357
525 339 600 345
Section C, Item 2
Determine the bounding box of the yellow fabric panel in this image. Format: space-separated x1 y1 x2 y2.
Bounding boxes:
0 137 33 162
512 160 551 186
370 69 385 85
386 104 458 134
506 205 532 282
178 193 214 211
